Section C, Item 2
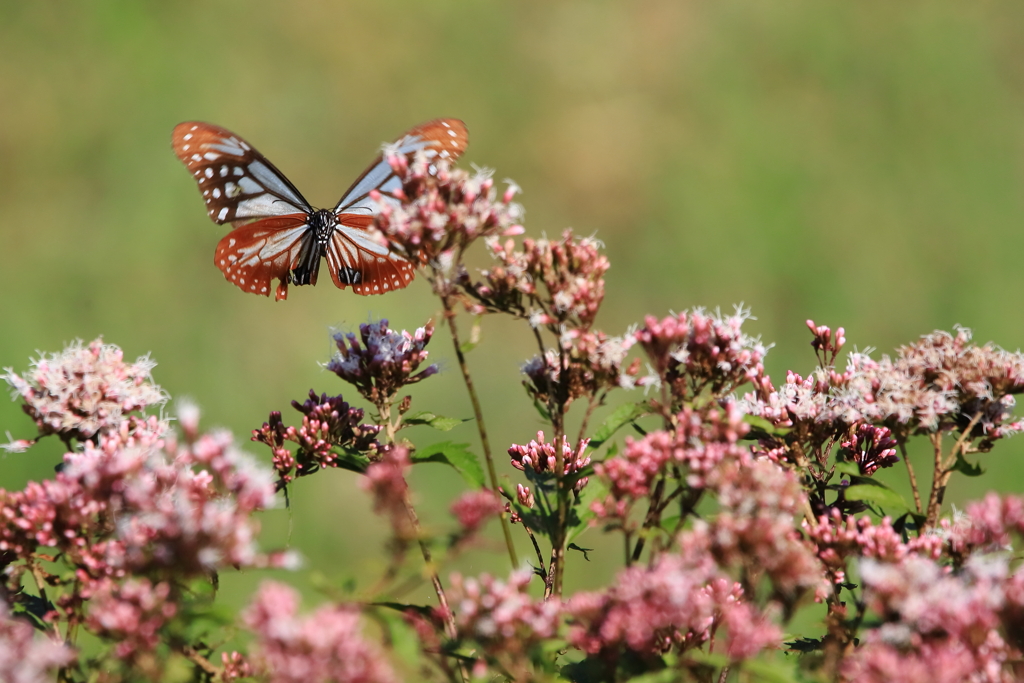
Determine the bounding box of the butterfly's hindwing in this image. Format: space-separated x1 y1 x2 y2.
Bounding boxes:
214 215 311 300
325 218 415 295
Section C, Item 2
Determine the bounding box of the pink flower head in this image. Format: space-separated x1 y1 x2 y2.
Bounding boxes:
565 551 780 659
592 403 748 521
842 424 899 475
0 600 75 683
326 319 437 404
361 446 412 537
508 432 590 493
450 489 504 533
371 150 524 268
242 581 397 683
446 569 561 657
84 578 177 659
3 338 166 443
806 509 943 584
470 230 608 329
636 306 767 403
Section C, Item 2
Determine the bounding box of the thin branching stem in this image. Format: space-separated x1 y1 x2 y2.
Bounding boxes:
438 289 519 568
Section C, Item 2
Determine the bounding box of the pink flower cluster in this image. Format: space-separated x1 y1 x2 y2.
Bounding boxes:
704 456 826 599
747 326 1024 440
636 306 767 403
508 432 591 493
445 569 561 658
84 578 177 659
841 424 899 475
326 319 438 405
565 550 780 660
3 337 166 445
473 229 608 329
0 601 74 683
449 489 504 533
592 403 748 520
0 411 277 576
242 581 397 683
946 493 1024 559
253 390 380 485
844 554 1024 682
371 150 523 269
806 510 944 584
520 330 642 407
361 446 412 537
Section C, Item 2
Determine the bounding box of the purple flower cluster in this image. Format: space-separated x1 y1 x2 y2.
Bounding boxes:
326 319 438 405
253 390 381 485
842 424 900 475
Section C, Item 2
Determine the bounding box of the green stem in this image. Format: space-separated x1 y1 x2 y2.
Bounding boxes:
439 291 519 568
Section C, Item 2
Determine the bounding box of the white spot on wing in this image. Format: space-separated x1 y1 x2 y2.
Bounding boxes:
219 207 229 220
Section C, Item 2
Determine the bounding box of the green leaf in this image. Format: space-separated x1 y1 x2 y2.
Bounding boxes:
404 411 468 432
590 403 648 449
743 414 792 438
832 461 862 479
620 671 682 683
531 395 551 421
845 484 910 513
412 442 485 488
375 610 424 667
741 656 803 683
952 452 984 477
567 543 593 561
332 450 371 474
459 317 483 354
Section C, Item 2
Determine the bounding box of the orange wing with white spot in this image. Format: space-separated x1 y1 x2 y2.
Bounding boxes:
214 216 311 300
171 122 312 225
325 214 416 295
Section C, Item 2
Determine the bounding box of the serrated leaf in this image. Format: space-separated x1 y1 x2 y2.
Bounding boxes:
590 403 647 449
412 442 485 488
845 484 910 513
953 452 984 477
404 412 467 432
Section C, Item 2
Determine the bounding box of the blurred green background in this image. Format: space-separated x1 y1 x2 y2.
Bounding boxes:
2 0 1024 617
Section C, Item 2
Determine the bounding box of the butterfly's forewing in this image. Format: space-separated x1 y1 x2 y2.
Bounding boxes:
326 119 468 294
214 215 311 300
172 122 312 224
333 118 469 215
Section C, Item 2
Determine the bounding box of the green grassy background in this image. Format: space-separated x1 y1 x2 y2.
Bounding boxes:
2 0 1024 617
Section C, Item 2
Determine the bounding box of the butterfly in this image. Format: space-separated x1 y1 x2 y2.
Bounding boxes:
171 119 468 300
